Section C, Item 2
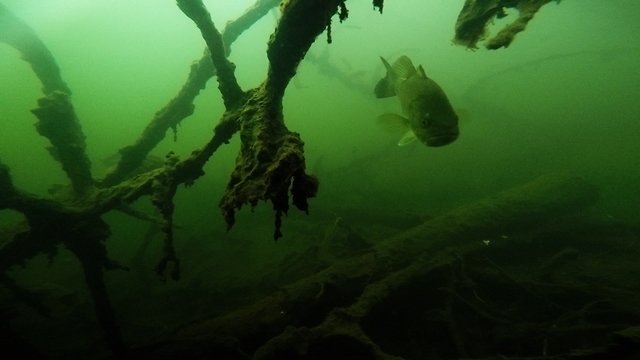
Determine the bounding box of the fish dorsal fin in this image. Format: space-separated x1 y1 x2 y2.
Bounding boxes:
374 56 396 98
417 65 427 78
377 113 410 135
393 56 416 82
398 130 418 146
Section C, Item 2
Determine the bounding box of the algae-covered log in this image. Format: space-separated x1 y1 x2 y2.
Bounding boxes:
124 173 600 359
454 0 556 50
31 91 94 194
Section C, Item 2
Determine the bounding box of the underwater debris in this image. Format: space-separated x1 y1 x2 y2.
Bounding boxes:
150 152 181 282
177 0 244 108
124 173 604 359
100 1 283 188
3 0 602 358
0 3 71 95
1 0 313 354
325 0 349 44
2 4 92 196
214 0 358 240
453 0 557 49
218 85 318 241
31 91 94 195
373 0 384 14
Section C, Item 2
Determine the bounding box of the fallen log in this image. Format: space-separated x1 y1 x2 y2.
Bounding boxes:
123 173 599 359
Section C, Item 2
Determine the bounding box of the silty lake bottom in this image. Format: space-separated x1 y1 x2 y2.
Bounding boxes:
1 0 640 359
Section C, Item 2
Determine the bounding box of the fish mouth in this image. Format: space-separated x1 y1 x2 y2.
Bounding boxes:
425 134 458 147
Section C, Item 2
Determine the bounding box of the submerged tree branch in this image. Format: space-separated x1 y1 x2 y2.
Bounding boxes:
453 0 556 50
0 3 70 95
98 53 213 188
216 0 353 239
176 0 245 109
99 0 281 188
31 91 94 194
266 0 346 97
1 4 93 196
222 0 281 53
0 1 281 352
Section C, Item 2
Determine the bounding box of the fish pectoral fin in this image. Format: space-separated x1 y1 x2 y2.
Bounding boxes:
398 130 418 146
377 113 410 135
377 113 417 146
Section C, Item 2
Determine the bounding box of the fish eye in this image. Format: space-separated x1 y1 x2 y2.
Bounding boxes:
422 114 431 126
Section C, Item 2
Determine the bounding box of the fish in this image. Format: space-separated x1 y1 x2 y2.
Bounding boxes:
374 55 460 147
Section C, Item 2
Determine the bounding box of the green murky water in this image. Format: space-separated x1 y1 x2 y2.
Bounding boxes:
1 1 639 359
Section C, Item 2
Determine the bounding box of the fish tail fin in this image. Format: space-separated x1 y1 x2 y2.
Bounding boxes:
374 56 396 98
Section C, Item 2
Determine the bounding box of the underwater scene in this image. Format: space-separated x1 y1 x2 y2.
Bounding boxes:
1 0 640 359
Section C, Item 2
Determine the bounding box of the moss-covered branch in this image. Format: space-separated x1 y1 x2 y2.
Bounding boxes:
0 4 71 95
0 182 126 353
218 87 318 240
176 0 245 109
485 0 555 50
98 54 215 187
100 0 281 188
167 0 345 240
266 0 346 97
31 91 94 194
1 5 93 195
454 0 556 50
221 0 282 53
216 0 356 239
